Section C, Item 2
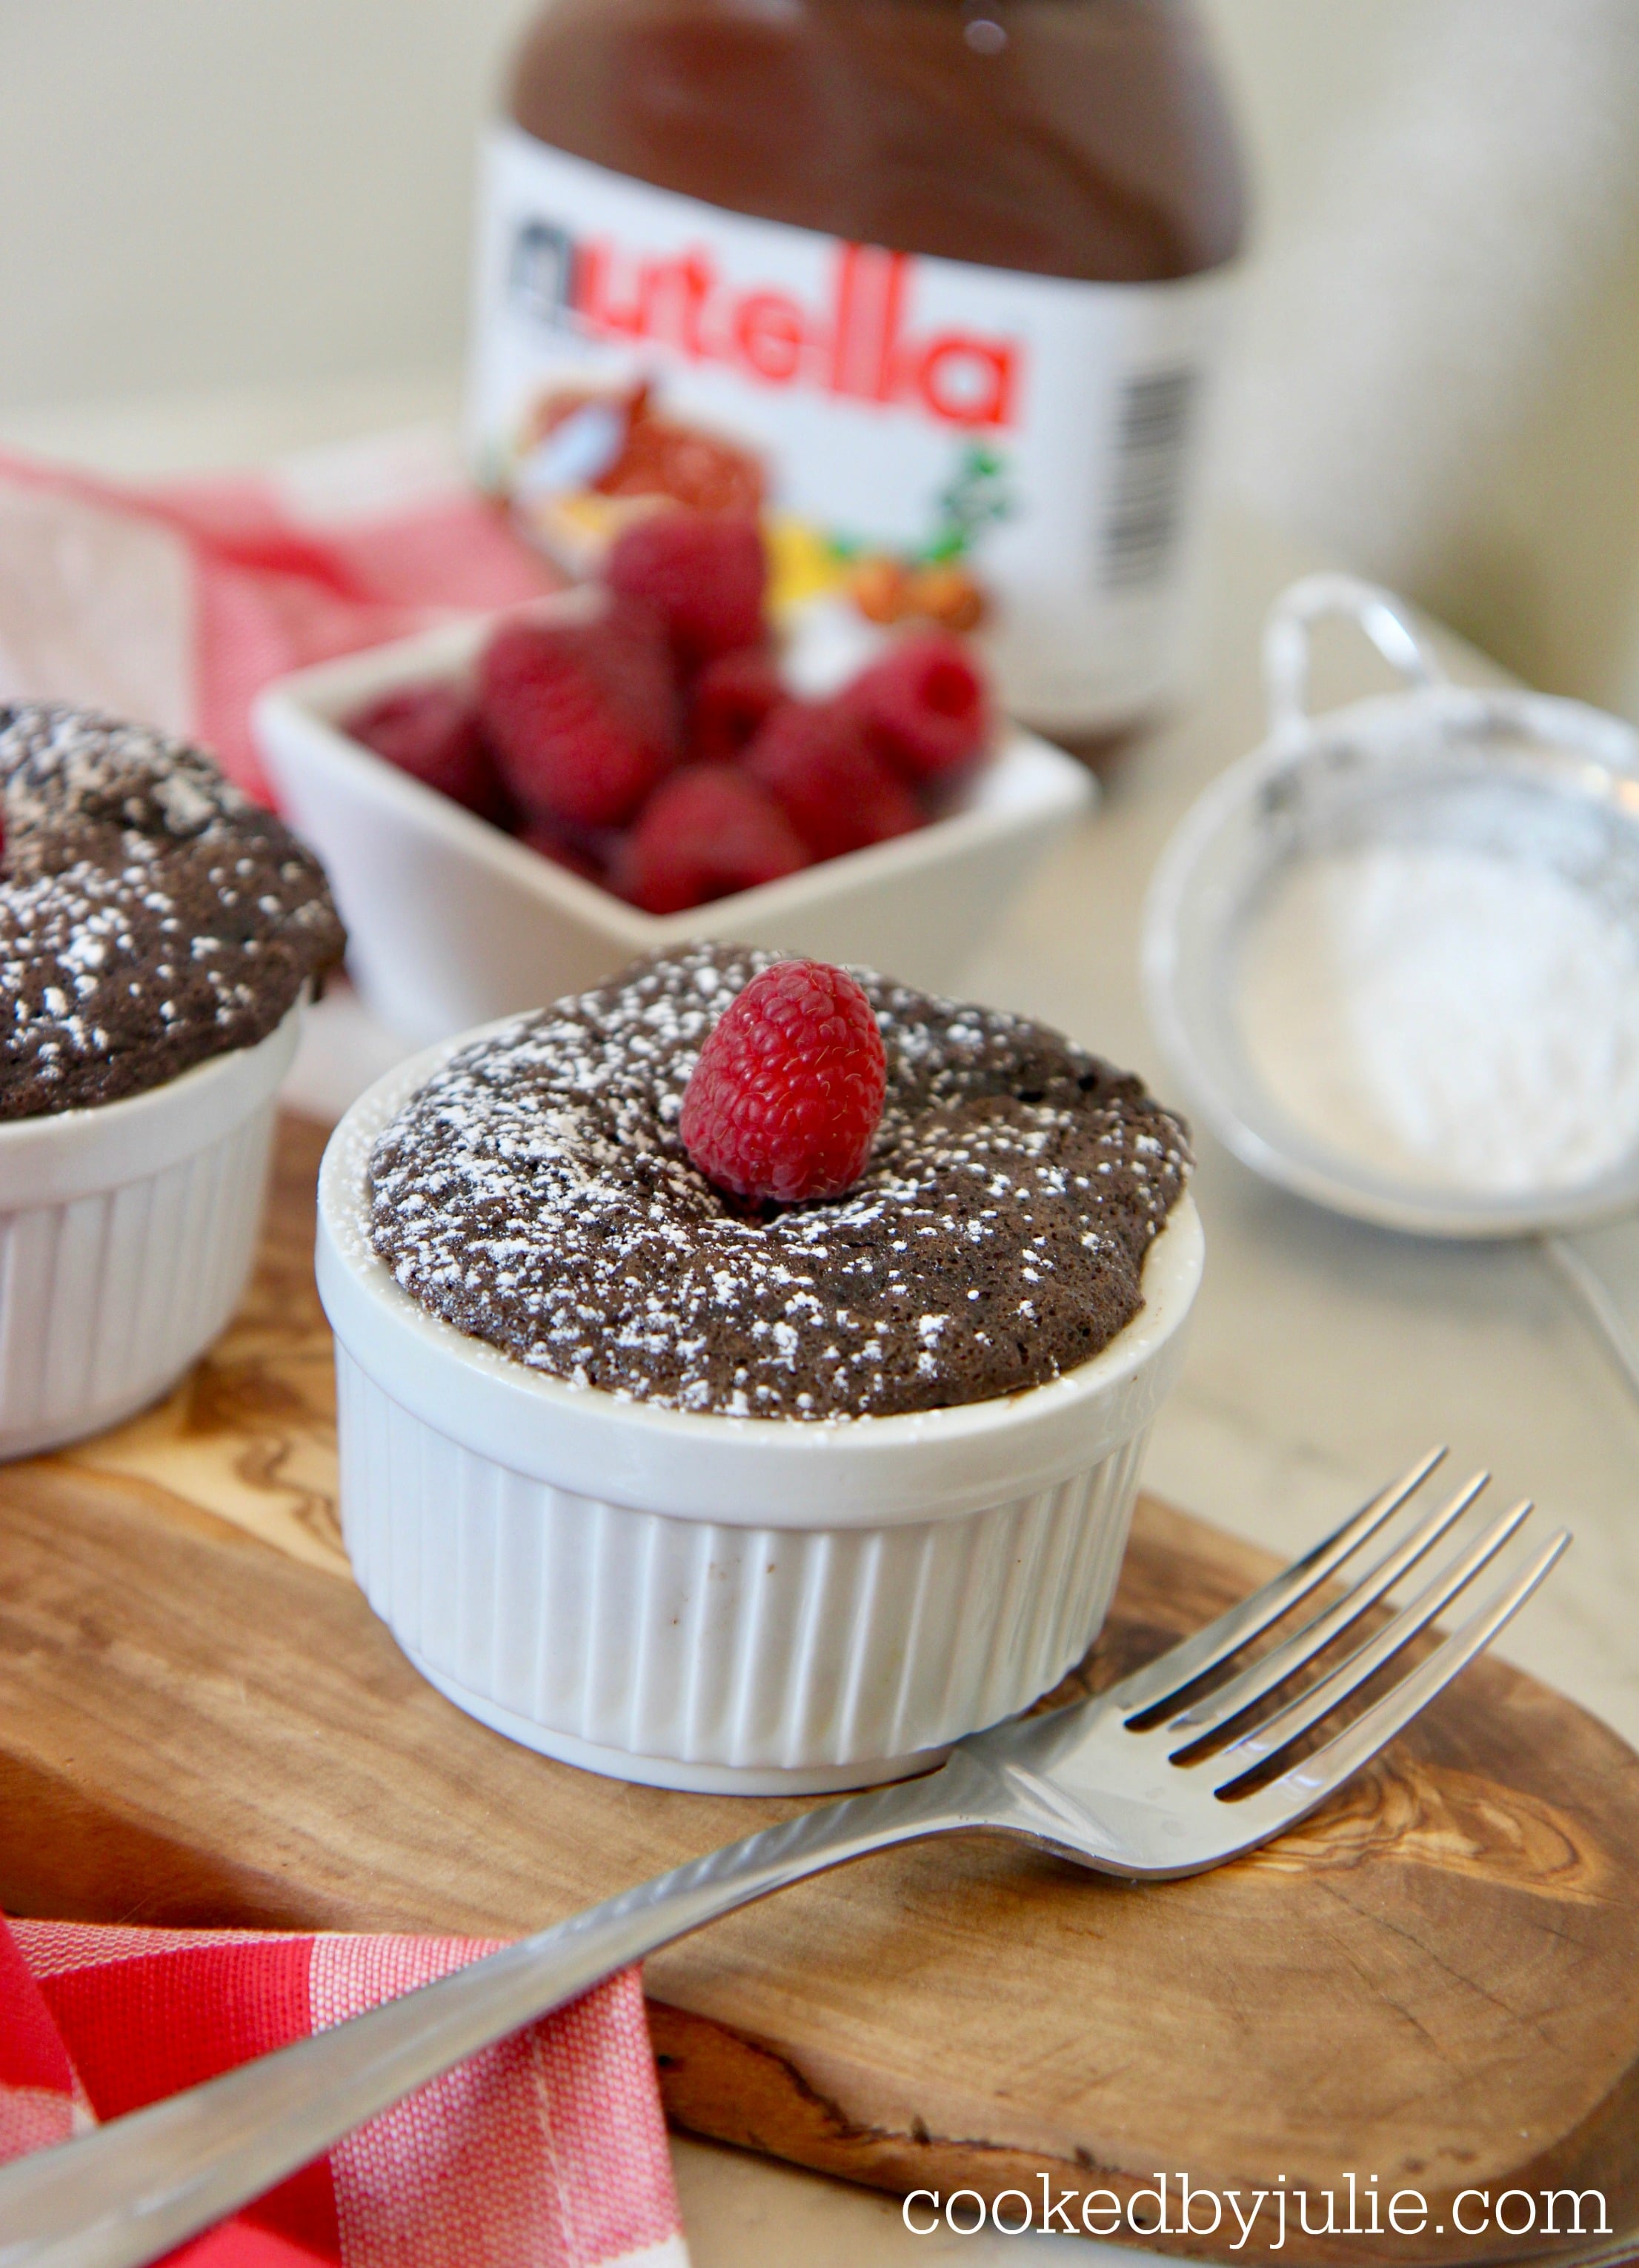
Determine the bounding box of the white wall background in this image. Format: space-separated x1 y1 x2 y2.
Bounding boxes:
0 0 536 403
2 0 1638 721
1211 0 1639 722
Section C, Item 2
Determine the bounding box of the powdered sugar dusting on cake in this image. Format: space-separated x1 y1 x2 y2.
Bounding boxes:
369 943 1191 1420
0 704 345 1117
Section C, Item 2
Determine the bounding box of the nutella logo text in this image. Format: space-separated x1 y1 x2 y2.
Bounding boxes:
511 222 1021 430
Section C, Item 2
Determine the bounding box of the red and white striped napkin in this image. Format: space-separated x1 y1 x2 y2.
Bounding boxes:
0 429 559 804
0 1913 688 2268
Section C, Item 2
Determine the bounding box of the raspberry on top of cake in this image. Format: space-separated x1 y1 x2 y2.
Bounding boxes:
0 704 345 1119
369 943 1191 1421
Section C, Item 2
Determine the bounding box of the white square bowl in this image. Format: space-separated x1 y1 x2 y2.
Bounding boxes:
252 605 1095 1044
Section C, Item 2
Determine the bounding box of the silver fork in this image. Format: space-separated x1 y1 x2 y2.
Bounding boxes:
0 1449 1567 2268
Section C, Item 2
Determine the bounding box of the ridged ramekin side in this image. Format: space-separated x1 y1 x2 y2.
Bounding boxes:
0 1010 299 1459
336 1343 1151 1792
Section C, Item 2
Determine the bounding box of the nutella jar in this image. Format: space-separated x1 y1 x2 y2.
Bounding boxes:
468 0 1245 741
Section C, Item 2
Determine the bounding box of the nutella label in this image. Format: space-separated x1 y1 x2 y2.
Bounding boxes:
469 125 1232 732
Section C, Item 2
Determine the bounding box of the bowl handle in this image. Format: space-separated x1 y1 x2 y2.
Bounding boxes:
1263 573 1447 739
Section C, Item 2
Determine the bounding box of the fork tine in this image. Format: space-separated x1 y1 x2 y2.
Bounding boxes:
1163 1469 1490 1740
1203 1497 1534 1786
1225 1529 1570 1825
1107 1446 1448 1717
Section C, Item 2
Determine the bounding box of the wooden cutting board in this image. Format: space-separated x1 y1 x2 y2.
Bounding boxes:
2 1115 1637 2262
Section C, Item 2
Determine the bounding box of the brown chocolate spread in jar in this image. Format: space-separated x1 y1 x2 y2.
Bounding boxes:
468 0 1245 739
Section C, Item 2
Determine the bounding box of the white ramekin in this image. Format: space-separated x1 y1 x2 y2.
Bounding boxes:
0 1005 302 1460
317 1037 1203 1795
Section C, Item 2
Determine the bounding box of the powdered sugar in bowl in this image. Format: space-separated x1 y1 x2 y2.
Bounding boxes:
1144 574 1639 1240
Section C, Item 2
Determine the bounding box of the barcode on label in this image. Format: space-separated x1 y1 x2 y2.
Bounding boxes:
1100 368 1197 588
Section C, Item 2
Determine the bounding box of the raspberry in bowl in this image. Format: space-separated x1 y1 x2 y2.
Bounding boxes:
0 704 345 1455
316 945 1201 1792
253 512 1092 1045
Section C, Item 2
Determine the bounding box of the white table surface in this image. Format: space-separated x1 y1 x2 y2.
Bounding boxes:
9 375 1636 2267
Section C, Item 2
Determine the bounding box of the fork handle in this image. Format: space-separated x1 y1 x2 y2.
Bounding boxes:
0 1763 980 2268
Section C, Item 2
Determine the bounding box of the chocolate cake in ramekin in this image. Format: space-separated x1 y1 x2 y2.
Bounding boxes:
319 945 1201 1792
0 705 343 1454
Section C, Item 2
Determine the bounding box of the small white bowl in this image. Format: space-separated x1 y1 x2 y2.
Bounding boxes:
0 1005 301 1459
253 605 1095 1045
316 1034 1203 1795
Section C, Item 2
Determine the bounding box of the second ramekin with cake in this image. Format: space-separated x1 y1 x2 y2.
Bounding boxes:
0 704 344 1456
319 945 1201 1792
